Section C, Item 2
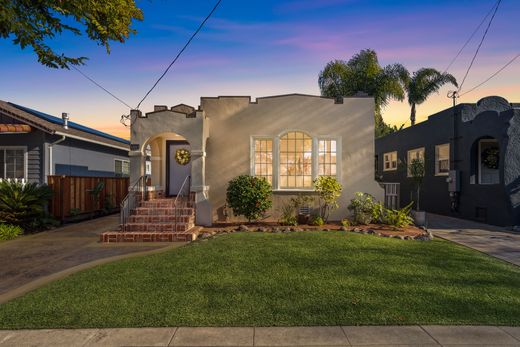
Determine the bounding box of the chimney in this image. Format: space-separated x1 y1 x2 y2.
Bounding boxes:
154 105 168 112
62 113 69 129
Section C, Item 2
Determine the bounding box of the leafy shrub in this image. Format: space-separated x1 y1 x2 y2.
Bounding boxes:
348 192 377 225
313 176 342 222
279 201 297 226
311 215 324 226
381 202 414 228
0 224 23 241
341 218 351 227
0 181 53 230
226 175 272 222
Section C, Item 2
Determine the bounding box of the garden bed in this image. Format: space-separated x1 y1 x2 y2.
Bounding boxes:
200 222 429 240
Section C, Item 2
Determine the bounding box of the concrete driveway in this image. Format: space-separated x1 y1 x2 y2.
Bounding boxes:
428 213 520 266
0 215 180 303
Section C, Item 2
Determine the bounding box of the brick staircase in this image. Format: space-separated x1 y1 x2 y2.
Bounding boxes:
100 196 200 243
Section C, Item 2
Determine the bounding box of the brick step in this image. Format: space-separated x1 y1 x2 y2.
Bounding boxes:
100 227 202 243
123 222 195 232
128 215 195 224
133 207 194 216
139 200 195 209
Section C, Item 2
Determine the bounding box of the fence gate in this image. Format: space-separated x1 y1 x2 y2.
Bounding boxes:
381 182 400 210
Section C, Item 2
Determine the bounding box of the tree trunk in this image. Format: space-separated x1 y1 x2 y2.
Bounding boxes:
410 103 416 126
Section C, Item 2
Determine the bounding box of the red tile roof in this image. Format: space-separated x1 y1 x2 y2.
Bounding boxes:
0 124 32 133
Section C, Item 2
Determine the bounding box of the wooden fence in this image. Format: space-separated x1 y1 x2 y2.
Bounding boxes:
47 175 129 220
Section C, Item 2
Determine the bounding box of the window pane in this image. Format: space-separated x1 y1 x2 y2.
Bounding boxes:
253 138 273 186
5 149 25 179
279 132 312 188
318 139 337 179
0 150 4 178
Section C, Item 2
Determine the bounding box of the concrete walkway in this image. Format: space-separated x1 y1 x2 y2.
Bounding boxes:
1 326 520 346
427 213 520 266
0 215 182 303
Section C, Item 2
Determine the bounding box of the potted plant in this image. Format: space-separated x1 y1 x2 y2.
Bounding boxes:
409 158 426 226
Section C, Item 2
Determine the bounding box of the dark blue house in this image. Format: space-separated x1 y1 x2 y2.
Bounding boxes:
376 96 520 228
0 100 130 183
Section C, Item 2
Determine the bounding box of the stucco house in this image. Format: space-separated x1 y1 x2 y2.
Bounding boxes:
102 94 382 242
376 96 520 228
0 100 130 183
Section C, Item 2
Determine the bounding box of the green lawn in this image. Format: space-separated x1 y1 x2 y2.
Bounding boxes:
1 231 519 328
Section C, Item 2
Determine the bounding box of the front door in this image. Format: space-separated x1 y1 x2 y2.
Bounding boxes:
167 141 191 196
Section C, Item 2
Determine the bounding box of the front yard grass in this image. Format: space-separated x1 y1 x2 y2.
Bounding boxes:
0 231 519 328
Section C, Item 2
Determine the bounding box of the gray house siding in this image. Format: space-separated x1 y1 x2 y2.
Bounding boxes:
376 97 520 227
48 136 128 177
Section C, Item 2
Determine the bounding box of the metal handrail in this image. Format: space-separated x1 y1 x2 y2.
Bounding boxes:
174 175 191 233
120 175 147 232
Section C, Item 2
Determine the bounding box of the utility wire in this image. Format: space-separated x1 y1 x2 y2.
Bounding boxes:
71 65 133 109
459 53 520 97
457 0 502 92
443 0 500 74
135 0 222 109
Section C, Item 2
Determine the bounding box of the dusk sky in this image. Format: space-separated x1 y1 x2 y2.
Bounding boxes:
1 0 518 139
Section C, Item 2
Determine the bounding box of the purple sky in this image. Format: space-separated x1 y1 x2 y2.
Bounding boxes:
0 0 518 138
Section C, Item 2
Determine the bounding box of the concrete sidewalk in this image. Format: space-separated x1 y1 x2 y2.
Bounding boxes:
1 326 519 346
427 213 520 266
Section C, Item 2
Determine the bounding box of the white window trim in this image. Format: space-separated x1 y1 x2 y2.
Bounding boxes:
435 143 450 176
250 132 341 192
407 147 425 178
250 136 274 186
383 151 398 172
478 139 500 185
0 146 28 180
114 158 130 176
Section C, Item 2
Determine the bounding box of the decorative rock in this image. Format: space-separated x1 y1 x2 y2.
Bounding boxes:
294 228 303 232
353 227 362 233
404 235 413 240
392 235 405 240
200 232 212 239
366 229 376 235
273 228 282 233
414 233 433 241
339 226 348 231
283 227 292 233
239 225 249 231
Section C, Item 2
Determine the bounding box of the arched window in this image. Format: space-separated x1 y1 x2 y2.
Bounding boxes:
279 131 313 188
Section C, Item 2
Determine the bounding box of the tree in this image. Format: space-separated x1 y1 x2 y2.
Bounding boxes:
318 49 409 137
0 0 143 68
406 68 457 126
409 158 425 211
313 176 342 222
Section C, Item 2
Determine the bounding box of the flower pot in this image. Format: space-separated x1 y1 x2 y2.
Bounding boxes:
412 210 426 226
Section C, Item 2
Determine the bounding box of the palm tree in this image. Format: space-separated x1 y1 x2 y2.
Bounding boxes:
406 68 457 126
319 49 409 137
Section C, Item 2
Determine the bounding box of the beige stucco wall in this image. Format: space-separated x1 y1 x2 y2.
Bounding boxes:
202 94 383 222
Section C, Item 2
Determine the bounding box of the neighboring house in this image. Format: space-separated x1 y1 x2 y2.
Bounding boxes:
129 94 383 226
375 96 520 228
0 100 130 184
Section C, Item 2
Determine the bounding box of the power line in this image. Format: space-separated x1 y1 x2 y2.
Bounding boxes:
459 53 520 97
443 0 500 74
135 0 222 109
71 65 133 109
457 0 502 92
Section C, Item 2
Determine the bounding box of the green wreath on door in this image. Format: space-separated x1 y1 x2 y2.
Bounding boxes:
175 149 191 165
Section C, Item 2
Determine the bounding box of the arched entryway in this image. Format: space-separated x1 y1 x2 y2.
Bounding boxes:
142 132 192 197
